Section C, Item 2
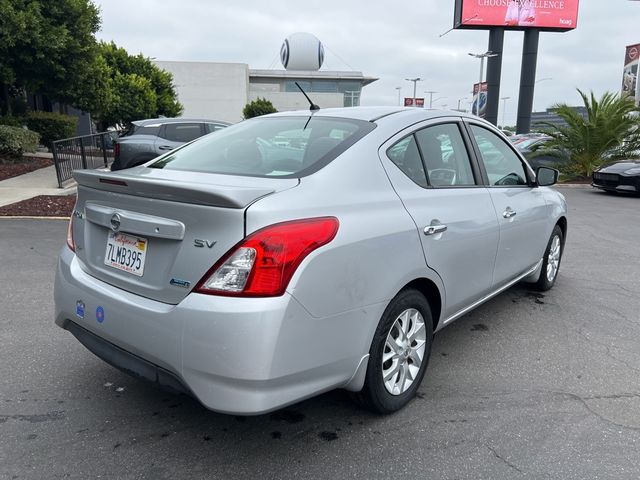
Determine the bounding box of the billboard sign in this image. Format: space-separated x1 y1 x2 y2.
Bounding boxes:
404 98 425 108
454 0 580 31
472 82 488 118
622 43 640 107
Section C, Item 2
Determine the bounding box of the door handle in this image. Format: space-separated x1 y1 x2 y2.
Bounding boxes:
424 224 448 236
158 145 173 151
503 208 517 219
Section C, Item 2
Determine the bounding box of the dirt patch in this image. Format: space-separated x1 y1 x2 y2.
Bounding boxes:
0 195 76 217
0 156 53 181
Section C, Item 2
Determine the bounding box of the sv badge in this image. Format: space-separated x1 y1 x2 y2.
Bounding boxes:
194 239 216 248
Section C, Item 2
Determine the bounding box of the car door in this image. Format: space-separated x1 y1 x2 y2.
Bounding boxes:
466 122 550 286
154 122 206 155
380 119 500 320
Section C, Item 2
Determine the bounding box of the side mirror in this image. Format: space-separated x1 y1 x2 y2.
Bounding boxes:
536 166 559 186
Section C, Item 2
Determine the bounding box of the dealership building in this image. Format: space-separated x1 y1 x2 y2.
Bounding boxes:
155 60 378 124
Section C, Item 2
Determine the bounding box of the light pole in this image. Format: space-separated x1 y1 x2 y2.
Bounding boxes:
500 96 511 126
425 90 438 109
469 52 498 115
432 96 447 108
533 77 552 112
395 87 402 106
405 77 422 106
457 97 468 111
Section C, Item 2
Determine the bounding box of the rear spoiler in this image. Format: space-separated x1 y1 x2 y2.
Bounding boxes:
73 168 292 209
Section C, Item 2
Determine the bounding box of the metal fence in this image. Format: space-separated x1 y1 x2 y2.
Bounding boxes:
51 132 115 188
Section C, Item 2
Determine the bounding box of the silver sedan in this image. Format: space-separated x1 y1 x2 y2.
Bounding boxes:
54 107 567 415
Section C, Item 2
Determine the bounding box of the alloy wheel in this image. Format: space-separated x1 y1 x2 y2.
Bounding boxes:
381 308 427 395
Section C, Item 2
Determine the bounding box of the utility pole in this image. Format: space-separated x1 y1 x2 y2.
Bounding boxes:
425 90 438 109
500 96 511 126
395 87 402 106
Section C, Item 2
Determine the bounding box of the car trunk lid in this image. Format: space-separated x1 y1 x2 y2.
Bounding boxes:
71 168 298 304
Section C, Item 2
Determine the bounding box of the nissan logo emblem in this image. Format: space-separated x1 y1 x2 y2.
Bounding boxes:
110 213 121 232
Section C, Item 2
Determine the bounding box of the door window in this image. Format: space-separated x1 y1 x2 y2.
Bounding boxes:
162 123 204 142
415 124 477 186
470 125 528 186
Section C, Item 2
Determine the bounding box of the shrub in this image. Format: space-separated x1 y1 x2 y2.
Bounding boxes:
25 112 77 149
0 125 40 160
0 116 26 128
243 98 277 119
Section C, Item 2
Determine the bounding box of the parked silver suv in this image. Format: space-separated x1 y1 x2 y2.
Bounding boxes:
111 118 230 170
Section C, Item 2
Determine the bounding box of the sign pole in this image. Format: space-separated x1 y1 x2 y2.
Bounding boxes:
485 28 505 126
516 29 540 134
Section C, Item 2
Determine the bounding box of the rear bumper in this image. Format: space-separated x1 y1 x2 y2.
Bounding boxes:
54 248 371 415
59 319 192 395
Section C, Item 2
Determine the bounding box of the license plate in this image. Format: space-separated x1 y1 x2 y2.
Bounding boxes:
104 231 148 276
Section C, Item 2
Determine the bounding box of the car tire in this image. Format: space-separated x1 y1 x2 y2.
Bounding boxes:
355 289 434 414
533 225 563 291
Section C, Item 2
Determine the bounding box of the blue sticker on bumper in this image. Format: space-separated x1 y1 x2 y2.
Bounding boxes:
96 306 105 324
75 301 85 319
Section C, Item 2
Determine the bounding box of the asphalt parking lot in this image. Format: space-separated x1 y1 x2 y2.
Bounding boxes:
1 186 639 480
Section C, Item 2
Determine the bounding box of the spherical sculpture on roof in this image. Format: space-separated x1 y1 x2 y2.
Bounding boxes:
280 33 325 71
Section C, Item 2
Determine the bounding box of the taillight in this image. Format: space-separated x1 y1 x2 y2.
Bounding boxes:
66 215 75 252
195 217 339 297
114 142 120 159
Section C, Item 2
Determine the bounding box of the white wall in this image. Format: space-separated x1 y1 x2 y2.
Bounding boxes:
156 61 248 124
248 91 344 112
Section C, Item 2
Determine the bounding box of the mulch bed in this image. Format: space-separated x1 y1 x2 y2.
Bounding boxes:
0 195 76 217
0 156 54 181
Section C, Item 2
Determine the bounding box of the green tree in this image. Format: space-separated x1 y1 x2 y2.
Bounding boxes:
86 42 183 129
534 90 640 176
243 98 277 119
0 0 101 114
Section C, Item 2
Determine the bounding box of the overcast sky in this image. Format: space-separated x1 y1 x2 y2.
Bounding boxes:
94 0 639 125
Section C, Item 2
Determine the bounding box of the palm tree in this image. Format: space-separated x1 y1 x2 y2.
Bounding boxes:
534 90 640 177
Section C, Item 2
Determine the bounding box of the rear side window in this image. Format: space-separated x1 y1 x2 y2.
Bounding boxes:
149 116 375 178
162 123 204 142
386 136 428 188
206 123 227 134
121 125 160 137
136 126 160 136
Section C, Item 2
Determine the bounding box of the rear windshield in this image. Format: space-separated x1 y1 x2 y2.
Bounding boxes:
148 116 375 177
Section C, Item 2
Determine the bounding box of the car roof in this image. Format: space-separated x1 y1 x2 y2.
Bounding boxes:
264 106 479 123
132 118 231 126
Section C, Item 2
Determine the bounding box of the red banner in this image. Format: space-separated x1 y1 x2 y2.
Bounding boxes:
623 44 640 106
457 0 579 31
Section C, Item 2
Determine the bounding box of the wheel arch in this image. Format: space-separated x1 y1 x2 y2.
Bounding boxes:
556 216 567 245
401 278 443 332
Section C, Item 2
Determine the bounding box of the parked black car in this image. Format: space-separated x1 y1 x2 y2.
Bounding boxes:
112 118 230 171
592 160 640 194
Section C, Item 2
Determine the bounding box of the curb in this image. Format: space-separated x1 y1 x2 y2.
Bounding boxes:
555 184 592 189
